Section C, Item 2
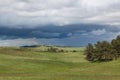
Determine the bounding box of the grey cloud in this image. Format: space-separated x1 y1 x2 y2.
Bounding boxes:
0 0 120 46
91 29 106 36
0 24 118 39
0 0 120 27
0 24 119 46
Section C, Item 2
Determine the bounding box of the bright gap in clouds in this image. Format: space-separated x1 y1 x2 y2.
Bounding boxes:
0 38 38 46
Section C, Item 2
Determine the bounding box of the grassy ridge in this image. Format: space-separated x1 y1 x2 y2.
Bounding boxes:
0 47 120 80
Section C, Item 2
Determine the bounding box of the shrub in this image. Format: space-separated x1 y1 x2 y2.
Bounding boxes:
47 47 64 53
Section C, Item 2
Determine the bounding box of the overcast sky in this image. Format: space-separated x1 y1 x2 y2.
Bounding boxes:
0 0 120 46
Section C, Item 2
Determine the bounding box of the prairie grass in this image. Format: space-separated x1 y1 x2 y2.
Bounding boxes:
0 46 119 80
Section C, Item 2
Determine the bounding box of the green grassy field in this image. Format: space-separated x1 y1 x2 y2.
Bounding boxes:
0 46 120 80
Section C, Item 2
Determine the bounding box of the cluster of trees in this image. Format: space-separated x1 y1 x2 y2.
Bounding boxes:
85 35 120 62
47 47 64 52
47 47 78 53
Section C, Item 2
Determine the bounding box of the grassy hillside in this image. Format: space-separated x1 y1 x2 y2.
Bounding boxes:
0 46 120 80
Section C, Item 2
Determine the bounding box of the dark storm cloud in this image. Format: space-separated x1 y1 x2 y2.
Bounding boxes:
0 24 118 40
0 0 120 46
0 24 119 46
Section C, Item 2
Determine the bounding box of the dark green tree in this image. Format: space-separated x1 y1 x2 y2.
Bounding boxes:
95 41 117 61
85 43 95 61
85 40 118 62
111 35 120 56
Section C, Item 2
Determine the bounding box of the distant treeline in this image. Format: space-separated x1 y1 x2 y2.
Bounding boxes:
85 35 120 62
47 47 78 53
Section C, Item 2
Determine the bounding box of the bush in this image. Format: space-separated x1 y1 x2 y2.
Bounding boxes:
72 50 77 52
47 47 64 53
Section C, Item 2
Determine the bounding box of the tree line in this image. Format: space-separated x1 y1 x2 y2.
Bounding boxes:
85 35 120 62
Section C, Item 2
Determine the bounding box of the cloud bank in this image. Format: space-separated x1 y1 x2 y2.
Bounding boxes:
0 0 120 46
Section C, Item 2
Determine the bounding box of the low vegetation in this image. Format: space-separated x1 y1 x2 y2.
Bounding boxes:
47 47 64 52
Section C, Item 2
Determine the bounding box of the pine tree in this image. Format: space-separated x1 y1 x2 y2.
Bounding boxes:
85 43 95 61
111 36 120 56
85 35 120 62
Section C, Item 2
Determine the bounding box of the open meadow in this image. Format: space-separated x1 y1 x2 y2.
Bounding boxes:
0 46 120 80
